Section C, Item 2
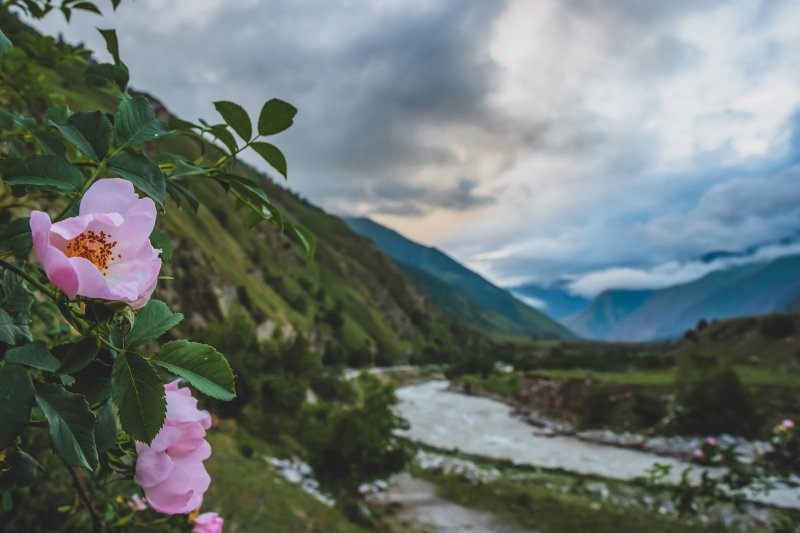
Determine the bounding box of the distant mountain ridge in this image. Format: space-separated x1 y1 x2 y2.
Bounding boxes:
344 217 576 340
566 254 800 341
509 282 589 321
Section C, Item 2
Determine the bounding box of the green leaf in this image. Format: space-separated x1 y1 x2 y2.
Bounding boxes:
115 96 171 147
152 340 236 401
54 337 99 375
0 29 12 54
0 217 32 260
257 98 297 136
0 449 37 491
5 155 83 193
126 300 183 348
44 105 70 124
107 152 166 206
85 63 129 95
69 358 111 405
97 28 120 64
209 124 238 154
214 101 252 141
149 227 173 261
0 108 14 129
7 138 25 159
74 2 103 14
32 131 67 157
94 399 117 456
35 382 98 470
2 270 34 313
166 180 200 213
250 141 287 178
50 111 112 161
168 160 211 178
292 223 317 260
0 308 31 345
0 364 35 449
111 352 165 443
5 341 60 372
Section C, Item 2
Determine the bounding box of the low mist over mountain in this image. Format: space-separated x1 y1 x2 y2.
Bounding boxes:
509 282 589 321
566 254 800 341
345 217 575 341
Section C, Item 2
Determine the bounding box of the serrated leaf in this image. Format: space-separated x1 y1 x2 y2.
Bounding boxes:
5 155 83 193
257 98 297 136
50 111 112 161
250 141 287 178
107 152 166 206
126 300 182 347
214 101 252 141
2 269 34 313
115 96 171 147
94 399 117 456
32 131 67 157
0 308 31 345
35 382 98 470
208 124 237 154
0 29 12 54
85 62 129 95
54 337 99 375
152 340 236 400
5 341 60 372
112 352 165 443
149 227 173 261
0 217 32 260
0 364 35 449
69 358 112 405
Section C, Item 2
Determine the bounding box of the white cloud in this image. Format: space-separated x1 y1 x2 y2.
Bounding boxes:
568 240 800 298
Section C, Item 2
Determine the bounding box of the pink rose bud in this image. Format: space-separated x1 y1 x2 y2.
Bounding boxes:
782 419 795 429
692 448 704 458
705 436 717 446
128 494 147 511
193 511 224 533
30 178 162 310
135 380 212 515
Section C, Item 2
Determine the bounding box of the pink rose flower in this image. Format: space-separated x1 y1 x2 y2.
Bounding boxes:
692 448 704 459
193 512 224 533
782 419 795 429
705 436 717 446
30 178 161 310
135 380 212 515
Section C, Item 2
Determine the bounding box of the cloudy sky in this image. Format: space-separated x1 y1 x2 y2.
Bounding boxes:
32 0 800 295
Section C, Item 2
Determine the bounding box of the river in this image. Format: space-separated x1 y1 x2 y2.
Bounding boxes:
394 380 800 509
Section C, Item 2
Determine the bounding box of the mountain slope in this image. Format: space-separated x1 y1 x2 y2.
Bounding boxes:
0 8 483 367
610 255 800 341
567 255 800 341
564 289 653 340
344 217 576 340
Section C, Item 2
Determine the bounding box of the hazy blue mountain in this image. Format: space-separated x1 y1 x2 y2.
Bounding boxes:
509 282 590 321
568 255 800 341
564 289 654 340
345 217 576 340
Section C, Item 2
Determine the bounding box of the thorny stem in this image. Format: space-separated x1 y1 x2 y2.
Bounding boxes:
65 462 103 533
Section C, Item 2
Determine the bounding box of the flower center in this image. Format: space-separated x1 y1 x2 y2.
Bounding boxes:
65 230 119 274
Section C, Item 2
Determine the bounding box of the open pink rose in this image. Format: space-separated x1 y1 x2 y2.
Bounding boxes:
30 178 161 310
193 512 224 533
135 380 212 515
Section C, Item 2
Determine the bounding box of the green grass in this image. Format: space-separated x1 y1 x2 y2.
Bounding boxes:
525 366 800 387
204 428 367 533
415 469 732 533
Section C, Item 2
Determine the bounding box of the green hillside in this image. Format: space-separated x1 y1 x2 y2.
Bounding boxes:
0 7 486 367
563 289 652 340
345 217 576 341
